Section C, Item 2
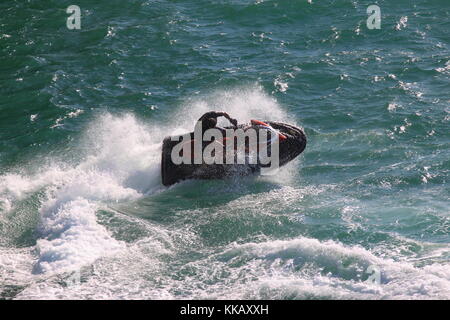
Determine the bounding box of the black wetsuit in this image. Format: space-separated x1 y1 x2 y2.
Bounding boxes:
198 111 237 135
198 111 228 123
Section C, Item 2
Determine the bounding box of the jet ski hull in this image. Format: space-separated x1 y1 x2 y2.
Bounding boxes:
161 121 306 186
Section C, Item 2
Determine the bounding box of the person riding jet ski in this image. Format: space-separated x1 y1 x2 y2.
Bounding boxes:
161 112 307 186
198 111 238 136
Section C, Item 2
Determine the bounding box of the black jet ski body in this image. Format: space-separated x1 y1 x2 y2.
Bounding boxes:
161 120 306 186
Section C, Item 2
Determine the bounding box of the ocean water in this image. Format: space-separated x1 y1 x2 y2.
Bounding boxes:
0 0 449 299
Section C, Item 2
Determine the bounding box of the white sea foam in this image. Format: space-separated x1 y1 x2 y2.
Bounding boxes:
16 234 449 300
395 16 408 31
0 247 36 289
179 237 450 300
1 113 164 274
235 238 450 299
1 86 294 279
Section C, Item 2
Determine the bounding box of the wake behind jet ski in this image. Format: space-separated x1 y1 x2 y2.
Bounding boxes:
161 111 307 186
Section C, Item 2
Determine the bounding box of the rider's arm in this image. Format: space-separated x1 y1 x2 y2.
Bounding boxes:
198 111 238 126
198 111 223 122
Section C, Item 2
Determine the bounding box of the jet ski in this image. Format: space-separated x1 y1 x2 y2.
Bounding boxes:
161 120 306 186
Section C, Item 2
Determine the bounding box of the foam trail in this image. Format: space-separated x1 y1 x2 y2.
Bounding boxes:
180 237 450 300
33 114 169 273
1 113 164 274
1 86 297 276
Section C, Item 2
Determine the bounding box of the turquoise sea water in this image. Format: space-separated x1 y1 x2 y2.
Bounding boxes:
0 0 449 299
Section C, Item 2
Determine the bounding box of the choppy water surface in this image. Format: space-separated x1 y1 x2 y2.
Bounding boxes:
0 0 449 299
